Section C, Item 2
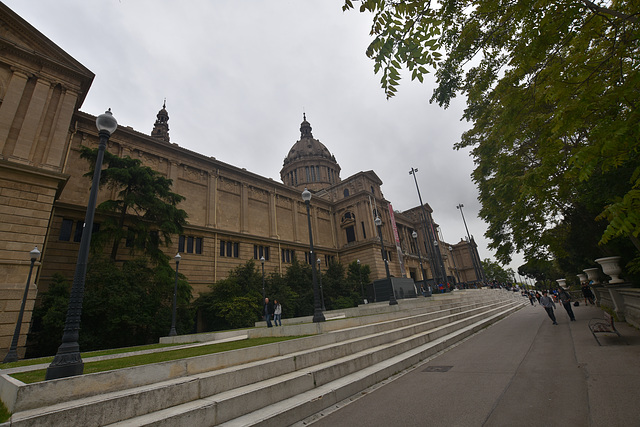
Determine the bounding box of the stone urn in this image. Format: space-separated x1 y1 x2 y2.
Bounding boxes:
583 268 601 285
595 256 624 284
556 278 567 289
577 273 587 283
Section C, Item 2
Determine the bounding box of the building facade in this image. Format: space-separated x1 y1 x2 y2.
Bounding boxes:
0 3 483 359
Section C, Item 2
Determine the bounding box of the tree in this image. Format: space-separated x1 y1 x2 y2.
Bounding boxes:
80 147 188 263
80 256 193 351
482 259 514 285
26 274 70 358
344 0 640 268
195 260 263 331
519 259 562 290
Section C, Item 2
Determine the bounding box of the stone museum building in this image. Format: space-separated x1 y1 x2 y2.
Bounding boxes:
0 3 483 359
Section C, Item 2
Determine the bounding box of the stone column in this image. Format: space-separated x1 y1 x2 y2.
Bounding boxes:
0 69 29 153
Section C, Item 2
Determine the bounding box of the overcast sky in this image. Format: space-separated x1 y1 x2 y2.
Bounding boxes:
7 0 525 275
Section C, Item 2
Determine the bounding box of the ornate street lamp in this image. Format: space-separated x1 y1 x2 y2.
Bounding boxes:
409 167 443 284
169 253 181 337
317 258 326 311
260 256 265 301
457 203 483 282
46 109 117 380
3 246 40 363
302 188 325 322
412 231 428 296
375 216 397 305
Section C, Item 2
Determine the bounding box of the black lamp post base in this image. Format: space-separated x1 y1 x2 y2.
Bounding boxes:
313 310 326 323
3 350 18 363
45 343 84 380
45 358 84 380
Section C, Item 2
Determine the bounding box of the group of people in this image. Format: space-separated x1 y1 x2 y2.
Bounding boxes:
539 288 576 325
534 283 598 325
263 297 282 328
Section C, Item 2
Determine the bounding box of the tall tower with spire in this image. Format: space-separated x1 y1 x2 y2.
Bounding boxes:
280 114 341 191
151 100 170 143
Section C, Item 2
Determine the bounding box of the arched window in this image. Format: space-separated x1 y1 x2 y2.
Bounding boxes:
344 188 350 197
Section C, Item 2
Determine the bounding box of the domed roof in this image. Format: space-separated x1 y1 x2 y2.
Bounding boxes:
283 114 336 165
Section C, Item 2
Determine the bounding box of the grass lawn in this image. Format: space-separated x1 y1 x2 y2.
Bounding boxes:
0 342 185 370
8 336 301 384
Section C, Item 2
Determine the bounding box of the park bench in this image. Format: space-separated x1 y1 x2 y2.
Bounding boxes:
588 312 625 346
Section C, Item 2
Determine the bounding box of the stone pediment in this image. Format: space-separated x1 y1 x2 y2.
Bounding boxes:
0 3 94 104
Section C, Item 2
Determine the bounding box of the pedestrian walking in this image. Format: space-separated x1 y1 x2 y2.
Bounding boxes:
557 288 576 321
274 299 282 326
581 282 595 305
539 290 557 325
264 297 274 328
528 292 535 306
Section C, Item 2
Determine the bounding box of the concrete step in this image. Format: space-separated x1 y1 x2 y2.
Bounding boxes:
3 297 503 415
221 303 523 427
99 300 523 426
3 290 525 426
113 305 520 427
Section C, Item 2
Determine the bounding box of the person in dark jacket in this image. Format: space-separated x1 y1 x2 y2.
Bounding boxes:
581 282 595 305
557 288 576 321
539 290 557 325
263 297 275 328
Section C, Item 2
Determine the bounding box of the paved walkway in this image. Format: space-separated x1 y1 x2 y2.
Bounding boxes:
306 300 640 427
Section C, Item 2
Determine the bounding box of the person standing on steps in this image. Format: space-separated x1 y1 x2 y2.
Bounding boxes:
264 297 274 328
557 287 576 321
274 299 282 326
540 290 557 325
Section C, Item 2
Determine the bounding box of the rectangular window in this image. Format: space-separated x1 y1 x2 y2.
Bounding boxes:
73 221 99 243
179 235 202 254
294 169 298 185
254 245 270 261
346 225 356 243
73 220 84 242
305 166 310 182
220 240 239 258
281 249 294 263
311 166 316 182
59 219 73 241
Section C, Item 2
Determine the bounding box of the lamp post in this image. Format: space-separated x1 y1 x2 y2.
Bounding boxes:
302 188 325 322
409 167 443 284
260 256 265 302
317 258 326 311
169 253 181 337
456 203 483 283
412 231 428 295
3 246 40 363
46 109 117 380
375 216 397 305
449 245 460 285
357 259 366 304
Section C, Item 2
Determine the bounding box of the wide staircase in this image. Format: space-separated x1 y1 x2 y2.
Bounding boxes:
1 289 525 426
